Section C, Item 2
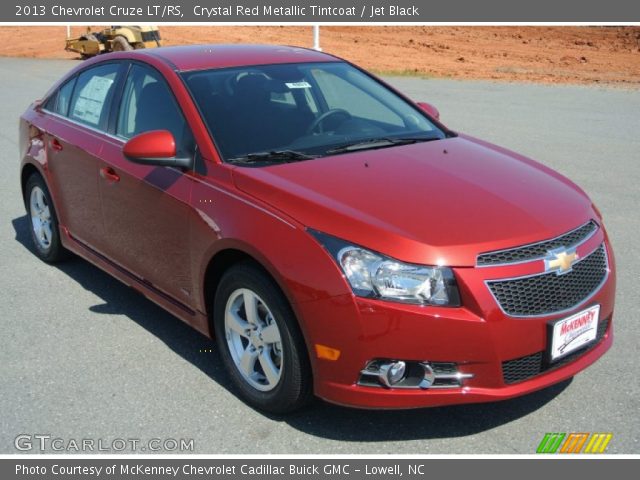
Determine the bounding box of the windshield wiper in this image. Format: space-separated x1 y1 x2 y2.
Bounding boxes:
228 150 318 165
326 136 440 155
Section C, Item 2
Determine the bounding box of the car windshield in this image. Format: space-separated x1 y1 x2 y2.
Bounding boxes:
183 62 447 163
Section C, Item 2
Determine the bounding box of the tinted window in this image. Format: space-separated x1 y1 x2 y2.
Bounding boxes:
184 62 443 160
56 78 76 116
311 69 404 127
43 77 76 117
117 64 193 155
69 64 119 129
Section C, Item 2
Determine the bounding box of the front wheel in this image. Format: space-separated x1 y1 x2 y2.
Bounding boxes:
213 262 312 413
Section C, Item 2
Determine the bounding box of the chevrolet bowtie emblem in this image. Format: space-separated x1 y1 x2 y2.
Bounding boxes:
545 247 579 275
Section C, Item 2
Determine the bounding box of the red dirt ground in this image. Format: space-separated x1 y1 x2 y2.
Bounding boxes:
1 26 639 86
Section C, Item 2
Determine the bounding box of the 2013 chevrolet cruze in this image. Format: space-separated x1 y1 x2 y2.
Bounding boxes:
19 45 615 413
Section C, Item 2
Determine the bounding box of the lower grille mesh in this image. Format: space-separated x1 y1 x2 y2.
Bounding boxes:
502 317 610 384
502 352 544 385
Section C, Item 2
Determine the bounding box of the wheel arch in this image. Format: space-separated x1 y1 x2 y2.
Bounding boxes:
203 246 298 333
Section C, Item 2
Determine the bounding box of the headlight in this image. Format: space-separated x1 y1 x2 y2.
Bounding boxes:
310 230 461 306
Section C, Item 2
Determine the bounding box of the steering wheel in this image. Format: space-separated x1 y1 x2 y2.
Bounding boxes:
224 71 268 96
306 109 352 135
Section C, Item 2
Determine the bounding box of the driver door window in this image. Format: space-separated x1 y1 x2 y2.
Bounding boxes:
117 64 194 156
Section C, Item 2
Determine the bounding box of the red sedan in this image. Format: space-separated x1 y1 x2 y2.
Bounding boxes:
19 45 614 413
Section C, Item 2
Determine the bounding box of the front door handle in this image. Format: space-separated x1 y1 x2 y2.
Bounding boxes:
100 167 120 183
51 138 63 151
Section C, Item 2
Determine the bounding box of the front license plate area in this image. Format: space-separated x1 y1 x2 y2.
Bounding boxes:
548 305 600 362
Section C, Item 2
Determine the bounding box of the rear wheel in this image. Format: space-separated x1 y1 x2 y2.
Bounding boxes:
24 174 68 263
111 36 132 52
213 262 312 413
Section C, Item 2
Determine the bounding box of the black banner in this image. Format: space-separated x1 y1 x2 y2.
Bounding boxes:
6 0 640 22
3 459 634 480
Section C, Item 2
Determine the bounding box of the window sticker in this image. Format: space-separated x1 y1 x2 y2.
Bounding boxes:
72 76 113 126
285 81 312 89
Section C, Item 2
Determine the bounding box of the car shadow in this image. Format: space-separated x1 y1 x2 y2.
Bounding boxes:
276 379 571 442
12 214 571 442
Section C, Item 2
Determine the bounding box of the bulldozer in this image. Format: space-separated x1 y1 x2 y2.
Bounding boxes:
65 26 162 59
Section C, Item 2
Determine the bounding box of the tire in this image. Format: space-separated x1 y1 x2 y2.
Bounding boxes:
111 36 132 52
24 173 69 263
213 262 312 414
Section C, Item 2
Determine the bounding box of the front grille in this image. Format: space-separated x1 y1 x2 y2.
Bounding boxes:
502 352 543 385
477 221 598 266
487 244 607 317
502 317 610 384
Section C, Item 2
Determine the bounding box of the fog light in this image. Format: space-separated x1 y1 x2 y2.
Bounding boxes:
379 361 406 387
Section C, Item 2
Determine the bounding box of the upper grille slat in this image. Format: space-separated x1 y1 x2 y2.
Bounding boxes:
477 221 598 266
487 244 608 317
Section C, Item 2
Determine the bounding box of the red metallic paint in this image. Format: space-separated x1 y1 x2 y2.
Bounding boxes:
19 45 615 409
123 130 177 159
232 135 595 267
39 111 108 253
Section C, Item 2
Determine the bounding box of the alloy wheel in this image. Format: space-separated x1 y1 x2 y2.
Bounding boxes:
224 288 283 391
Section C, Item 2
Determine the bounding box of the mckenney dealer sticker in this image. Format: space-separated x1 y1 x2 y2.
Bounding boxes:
550 305 600 361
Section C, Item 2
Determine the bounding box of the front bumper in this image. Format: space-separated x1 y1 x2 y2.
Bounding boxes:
298 236 615 409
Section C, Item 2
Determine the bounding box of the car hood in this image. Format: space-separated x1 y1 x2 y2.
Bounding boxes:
232 135 595 266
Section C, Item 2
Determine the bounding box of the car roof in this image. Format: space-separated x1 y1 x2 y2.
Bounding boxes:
136 44 339 72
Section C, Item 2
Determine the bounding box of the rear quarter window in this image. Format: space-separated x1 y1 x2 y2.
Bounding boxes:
43 77 76 117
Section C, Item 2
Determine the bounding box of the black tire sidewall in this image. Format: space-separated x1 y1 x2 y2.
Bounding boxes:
213 263 311 414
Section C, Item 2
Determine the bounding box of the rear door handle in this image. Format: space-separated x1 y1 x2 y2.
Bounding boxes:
50 138 63 151
100 167 120 183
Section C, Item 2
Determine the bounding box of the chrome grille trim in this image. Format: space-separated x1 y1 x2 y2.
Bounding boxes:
477 220 598 267
485 243 609 318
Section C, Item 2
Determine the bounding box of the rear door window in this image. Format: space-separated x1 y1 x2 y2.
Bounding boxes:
69 63 120 130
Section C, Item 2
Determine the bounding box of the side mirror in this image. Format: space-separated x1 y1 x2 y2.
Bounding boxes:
416 102 440 121
123 130 192 169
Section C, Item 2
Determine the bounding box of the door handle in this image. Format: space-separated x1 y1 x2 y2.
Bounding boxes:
50 138 63 151
100 167 120 183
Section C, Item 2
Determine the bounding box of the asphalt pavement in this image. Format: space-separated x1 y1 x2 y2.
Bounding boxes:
0 57 638 454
